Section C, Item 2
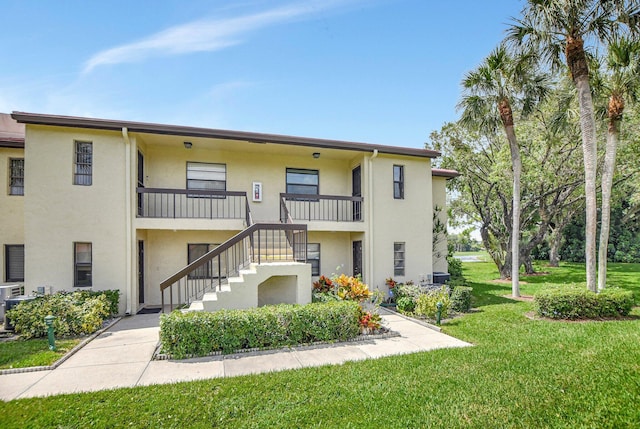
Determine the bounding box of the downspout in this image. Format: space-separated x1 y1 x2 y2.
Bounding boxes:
122 127 133 315
367 149 378 286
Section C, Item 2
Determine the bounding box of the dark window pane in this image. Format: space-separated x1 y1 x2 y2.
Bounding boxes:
74 142 93 186
307 243 320 276
393 165 404 199
9 159 24 195
187 162 226 198
5 245 24 282
188 244 210 279
74 242 92 287
286 168 319 196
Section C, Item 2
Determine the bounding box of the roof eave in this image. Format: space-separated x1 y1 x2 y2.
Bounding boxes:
11 111 441 159
0 138 25 149
432 168 460 179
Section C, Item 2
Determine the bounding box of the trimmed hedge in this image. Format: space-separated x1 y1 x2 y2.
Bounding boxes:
534 286 635 320
6 291 113 339
160 301 361 358
450 286 473 313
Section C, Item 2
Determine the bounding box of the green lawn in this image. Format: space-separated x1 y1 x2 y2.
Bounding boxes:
0 338 81 370
2 262 640 428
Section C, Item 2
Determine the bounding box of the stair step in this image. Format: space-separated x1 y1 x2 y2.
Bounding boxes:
187 301 204 311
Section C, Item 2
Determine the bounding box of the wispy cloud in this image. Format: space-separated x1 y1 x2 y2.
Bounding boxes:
83 1 346 73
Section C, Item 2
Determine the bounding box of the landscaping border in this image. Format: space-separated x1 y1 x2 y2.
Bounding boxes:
0 317 122 375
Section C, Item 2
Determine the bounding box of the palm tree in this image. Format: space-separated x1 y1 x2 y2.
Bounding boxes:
508 0 640 292
596 37 640 290
458 44 549 298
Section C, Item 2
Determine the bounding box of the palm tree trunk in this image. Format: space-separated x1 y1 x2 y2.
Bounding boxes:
503 117 521 297
566 36 598 292
574 74 598 293
598 113 621 290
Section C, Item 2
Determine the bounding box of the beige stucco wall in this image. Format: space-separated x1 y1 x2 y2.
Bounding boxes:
23 126 128 312
368 155 433 291
432 176 449 273
0 147 25 282
307 231 352 279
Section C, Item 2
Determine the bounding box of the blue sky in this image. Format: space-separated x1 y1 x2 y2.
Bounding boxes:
1 0 523 149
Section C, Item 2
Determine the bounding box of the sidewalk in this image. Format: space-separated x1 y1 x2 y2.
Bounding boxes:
0 310 471 401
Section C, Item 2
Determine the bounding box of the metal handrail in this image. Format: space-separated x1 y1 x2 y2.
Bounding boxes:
280 193 364 222
281 193 364 202
137 187 248 219
160 223 307 312
138 187 246 197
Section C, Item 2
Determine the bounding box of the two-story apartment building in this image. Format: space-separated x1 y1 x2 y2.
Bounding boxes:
2 112 456 314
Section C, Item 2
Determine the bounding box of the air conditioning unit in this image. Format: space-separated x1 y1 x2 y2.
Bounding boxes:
8 285 24 298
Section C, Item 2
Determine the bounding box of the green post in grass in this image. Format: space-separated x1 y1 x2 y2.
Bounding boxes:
436 302 443 326
44 315 56 351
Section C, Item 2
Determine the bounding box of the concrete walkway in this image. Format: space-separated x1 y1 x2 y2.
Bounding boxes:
0 310 471 401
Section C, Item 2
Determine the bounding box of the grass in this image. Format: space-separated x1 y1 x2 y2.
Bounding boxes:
2 262 640 428
0 338 81 370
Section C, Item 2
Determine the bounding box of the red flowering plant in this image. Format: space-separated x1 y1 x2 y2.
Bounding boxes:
358 307 382 333
385 277 397 289
312 275 333 293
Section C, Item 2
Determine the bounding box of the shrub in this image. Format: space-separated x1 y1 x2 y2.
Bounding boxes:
450 286 473 313
312 274 372 303
159 301 361 358
414 286 451 320
396 296 416 314
334 274 372 301
6 292 111 339
394 283 422 302
357 307 382 331
534 286 635 320
447 255 464 280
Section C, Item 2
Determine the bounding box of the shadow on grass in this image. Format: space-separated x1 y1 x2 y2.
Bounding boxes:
466 280 514 308
522 263 586 285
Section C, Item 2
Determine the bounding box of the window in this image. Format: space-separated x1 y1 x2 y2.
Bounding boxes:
74 242 92 287
5 245 24 282
286 168 319 196
187 162 226 196
188 244 210 279
9 158 24 195
394 242 405 276
393 165 404 199
187 243 222 279
74 141 92 185
307 243 320 276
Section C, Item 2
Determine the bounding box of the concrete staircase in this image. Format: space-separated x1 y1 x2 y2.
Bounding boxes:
186 262 311 312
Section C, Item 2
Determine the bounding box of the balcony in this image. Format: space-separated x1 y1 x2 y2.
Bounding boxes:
136 188 250 230
280 193 364 228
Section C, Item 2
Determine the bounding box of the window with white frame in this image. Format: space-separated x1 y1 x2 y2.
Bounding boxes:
186 162 226 196
394 242 405 276
74 142 92 185
74 242 92 287
307 243 320 276
9 158 24 195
